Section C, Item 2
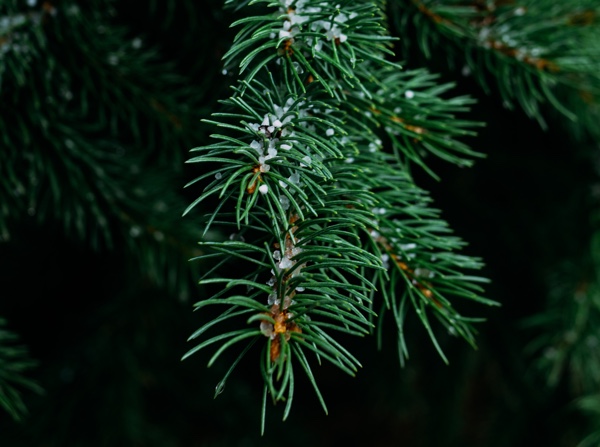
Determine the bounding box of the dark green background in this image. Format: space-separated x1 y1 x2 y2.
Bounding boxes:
0 1 593 445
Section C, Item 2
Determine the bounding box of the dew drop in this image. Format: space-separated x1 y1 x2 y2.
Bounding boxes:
279 258 293 269
268 293 278 305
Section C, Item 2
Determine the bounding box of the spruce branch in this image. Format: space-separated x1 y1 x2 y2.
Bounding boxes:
393 0 600 133
522 221 600 444
0 318 43 422
525 259 600 392
575 393 600 447
184 0 496 424
0 2 211 296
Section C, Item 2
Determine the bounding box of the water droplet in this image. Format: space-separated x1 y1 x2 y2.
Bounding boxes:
268 293 278 305
288 172 300 185
279 258 293 269
260 321 275 338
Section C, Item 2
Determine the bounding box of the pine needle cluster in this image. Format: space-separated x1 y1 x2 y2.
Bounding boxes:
183 0 496 427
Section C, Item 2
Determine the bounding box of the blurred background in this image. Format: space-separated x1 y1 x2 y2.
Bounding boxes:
0 1 598 446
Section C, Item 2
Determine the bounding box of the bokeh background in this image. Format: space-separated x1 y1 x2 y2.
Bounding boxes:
1 1 598 445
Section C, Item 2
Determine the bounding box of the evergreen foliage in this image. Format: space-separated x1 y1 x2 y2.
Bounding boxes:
0 0 599 445
0 318 42 422
182 0 496 426
392 0 600 135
